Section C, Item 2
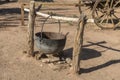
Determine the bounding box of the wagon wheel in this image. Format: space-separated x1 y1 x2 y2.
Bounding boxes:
92 0 120 29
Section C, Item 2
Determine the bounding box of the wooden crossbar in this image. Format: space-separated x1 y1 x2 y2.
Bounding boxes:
24 8 94 22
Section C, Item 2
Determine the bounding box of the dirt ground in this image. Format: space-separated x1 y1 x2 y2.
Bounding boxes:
0 1 120 80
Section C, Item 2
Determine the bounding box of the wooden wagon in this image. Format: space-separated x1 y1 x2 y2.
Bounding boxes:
79 0 120 29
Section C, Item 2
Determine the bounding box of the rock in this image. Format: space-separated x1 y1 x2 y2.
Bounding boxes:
69 63 72 67
57 61 66 64
48 63 59 70
65 58 72 64
23 51 27 54
41 59 50 63
40 64 43 67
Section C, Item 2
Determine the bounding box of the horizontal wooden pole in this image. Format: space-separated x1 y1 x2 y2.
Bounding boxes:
24 8 94 22
24 8 78 22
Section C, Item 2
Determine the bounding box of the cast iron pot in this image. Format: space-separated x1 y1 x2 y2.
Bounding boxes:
35 16 67 54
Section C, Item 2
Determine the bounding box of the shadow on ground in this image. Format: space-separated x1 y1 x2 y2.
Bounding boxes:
63 41 120 74
0 8 21 28
0 8 21 15
85 41 120 52
80 59 120 74
64 48 101 60
0 0 17 5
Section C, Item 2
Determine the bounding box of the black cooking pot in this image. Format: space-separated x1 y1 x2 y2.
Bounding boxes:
35 16 67 54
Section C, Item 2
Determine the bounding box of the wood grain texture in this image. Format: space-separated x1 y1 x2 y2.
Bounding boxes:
72 14 86 74
28 1 36 56
21 4 25 26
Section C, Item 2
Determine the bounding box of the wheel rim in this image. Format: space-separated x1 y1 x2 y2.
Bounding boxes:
92 0 120 29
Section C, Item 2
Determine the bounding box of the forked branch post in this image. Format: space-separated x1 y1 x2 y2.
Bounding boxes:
28 1 36 56
72 14 86 74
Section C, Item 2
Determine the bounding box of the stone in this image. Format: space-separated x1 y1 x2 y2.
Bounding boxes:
65 58 72 64
48 63 59 70
57 61 66 64
41 58 50 63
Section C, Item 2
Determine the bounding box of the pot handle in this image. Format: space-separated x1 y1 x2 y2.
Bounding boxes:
40 15 61 39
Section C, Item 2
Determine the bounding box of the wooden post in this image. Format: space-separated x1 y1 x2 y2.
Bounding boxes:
21 3 25 26
28 1 36 56
78 0 82 14
72 14 86 74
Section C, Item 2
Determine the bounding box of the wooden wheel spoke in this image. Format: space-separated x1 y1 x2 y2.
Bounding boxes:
99 8 104 13
110 16 114 26
106 15 109 23
83 7 91 11
105 0 109 7
100 3 105 8
94 8 104 18
110 0 114 8
100 14 106 24
95 8 104 14
114 11 120 13
95 10 99 16
115 21 120 27
113 14 119 19
97 14 104 20
99 15 104 19
113 7 120 14
113 1 120 7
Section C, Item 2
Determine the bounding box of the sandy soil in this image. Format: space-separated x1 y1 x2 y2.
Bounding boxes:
0 1 120 80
